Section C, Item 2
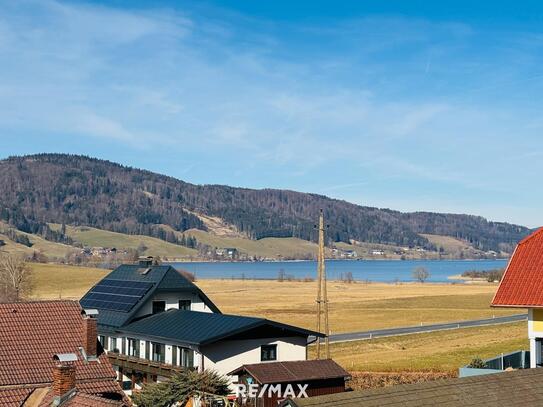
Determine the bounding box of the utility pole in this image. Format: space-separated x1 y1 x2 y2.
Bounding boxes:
315 209 330 359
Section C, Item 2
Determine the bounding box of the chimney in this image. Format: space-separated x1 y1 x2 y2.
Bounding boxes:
138 257 154 267
52 354 77 398
82 310 98 357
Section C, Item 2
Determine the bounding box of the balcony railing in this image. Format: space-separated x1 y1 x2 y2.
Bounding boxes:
107 352 195 378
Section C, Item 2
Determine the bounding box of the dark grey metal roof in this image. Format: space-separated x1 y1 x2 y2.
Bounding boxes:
282 367 543 407
117 309 323 346
80 264 221 329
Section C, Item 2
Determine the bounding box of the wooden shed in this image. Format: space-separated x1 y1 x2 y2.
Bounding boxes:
229 359 350 407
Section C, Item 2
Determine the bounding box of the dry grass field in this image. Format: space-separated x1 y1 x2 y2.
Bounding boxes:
32 264 519 332
30 263 527 372
196 279 519 333
30 263 109 299
318 322 528 372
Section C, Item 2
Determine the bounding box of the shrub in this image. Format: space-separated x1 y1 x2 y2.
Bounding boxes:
467 357 487 369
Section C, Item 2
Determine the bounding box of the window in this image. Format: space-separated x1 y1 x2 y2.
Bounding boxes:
261 344 277 361
181 347 194 367
127 338 140 358
172 346 194 367
109 337 119 353
98 335 106 349
152 300 166 314
151 342 165 363
178 300 191 310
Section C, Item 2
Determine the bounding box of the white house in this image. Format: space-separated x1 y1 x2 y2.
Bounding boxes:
80 258 321 394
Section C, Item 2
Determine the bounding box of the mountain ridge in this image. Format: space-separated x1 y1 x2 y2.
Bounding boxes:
0 153 531 255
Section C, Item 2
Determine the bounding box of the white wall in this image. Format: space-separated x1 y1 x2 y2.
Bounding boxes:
109 335 308 393
529 308 535 339
202 337 307 383
133 291 213 319
113 336 201 369
529 309 540 368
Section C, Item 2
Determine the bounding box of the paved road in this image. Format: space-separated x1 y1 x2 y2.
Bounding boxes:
310 313 527 344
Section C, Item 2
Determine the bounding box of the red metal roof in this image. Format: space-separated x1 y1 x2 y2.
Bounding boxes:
492 227 543 307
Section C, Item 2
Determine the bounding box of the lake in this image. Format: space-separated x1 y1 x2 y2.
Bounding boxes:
167 259 508 283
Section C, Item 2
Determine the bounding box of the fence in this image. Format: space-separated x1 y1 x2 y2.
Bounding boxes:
459 350 530 378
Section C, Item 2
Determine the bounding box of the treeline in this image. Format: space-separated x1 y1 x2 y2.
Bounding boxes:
152 227 198 248
0 208 73 246
461 269 504 282
0 154 532 252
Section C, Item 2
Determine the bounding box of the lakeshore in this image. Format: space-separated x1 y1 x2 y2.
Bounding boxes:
168 258 508 282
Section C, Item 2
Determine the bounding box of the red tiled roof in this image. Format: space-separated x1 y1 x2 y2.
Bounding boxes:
0 300 127 406
77 379 125 395
0 388 34 407
492 228 543 307
37 388 128 407
229 359 351 384
63 392 126 406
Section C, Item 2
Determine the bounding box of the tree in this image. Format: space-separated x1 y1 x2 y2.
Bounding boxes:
345 271 354 284
137 242 148 255
0 254 33 302
132 369 229 407
412 266 430 283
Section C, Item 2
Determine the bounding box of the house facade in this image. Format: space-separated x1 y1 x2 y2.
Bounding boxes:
80 259 321 394
492 227 543 368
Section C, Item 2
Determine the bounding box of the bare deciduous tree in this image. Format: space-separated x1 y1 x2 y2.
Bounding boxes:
0 254 33 302
412 266 430 283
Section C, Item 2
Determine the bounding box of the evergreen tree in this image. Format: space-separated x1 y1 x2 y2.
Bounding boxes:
132 369 229 407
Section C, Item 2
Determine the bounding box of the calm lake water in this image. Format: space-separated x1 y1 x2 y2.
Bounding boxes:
168 259 508 283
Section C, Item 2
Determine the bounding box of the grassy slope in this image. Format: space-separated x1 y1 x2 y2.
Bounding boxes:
13 220 485 261
420 234 471 252
317 322 528 372
0 224 77 259
50 224 197 259
179 227 321 259
335 234 487 260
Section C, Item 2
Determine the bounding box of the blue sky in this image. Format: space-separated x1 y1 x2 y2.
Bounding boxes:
1 1 542 227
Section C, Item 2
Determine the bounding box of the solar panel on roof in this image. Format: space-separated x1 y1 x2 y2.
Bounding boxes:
80 279 154 313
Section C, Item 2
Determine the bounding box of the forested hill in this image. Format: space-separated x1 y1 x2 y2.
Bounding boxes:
0 154 531 252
